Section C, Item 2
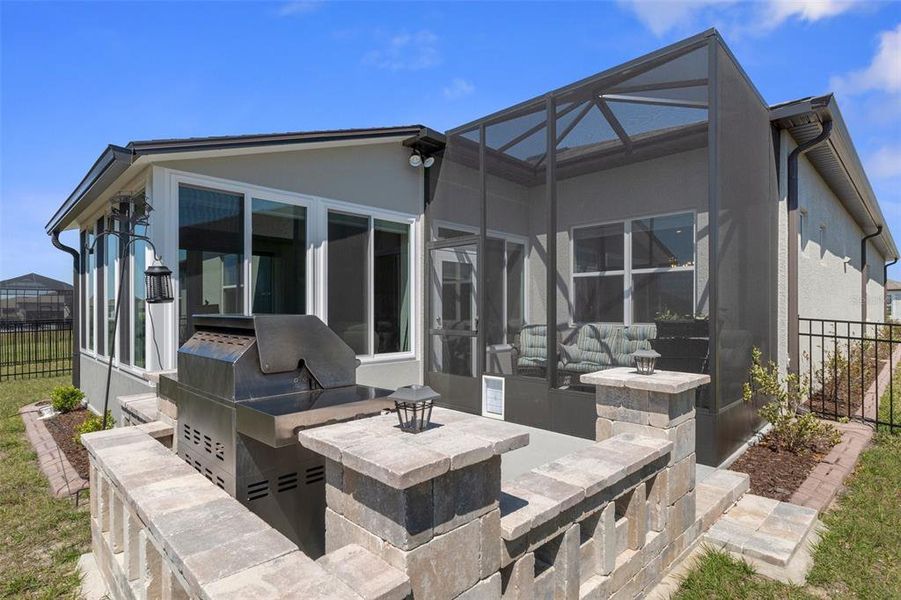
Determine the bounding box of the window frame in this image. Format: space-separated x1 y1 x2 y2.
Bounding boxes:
320 201 416 362
570 209 697 325
431 219 530 346
165 169 418 365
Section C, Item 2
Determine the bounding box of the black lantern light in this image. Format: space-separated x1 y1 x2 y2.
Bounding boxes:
145 264 174 304
631 349 661 375
389 384 439 433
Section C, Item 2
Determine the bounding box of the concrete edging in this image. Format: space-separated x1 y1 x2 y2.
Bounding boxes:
19 401 88 499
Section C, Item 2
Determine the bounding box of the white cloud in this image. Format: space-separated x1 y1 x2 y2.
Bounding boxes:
867 144 901 180
363 30 440 71
276 1 321 17
830 24 901 95
443 78 474 100
618 0 857 37
763 0 856 28
617 0 732 37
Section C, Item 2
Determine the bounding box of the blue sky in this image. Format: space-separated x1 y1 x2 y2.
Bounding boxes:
2 0 900 283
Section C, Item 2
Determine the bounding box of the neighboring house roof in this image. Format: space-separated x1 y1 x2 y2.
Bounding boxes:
45 125 437 234
0 273 73 291
770 94 897 261
887 280 901 292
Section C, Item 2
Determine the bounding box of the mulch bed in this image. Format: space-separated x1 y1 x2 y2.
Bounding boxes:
43 408 91 480
729 432 832 503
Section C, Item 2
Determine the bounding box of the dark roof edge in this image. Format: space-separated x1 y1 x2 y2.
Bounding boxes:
45 144 133 234
45 126 428 234
771 94 898 260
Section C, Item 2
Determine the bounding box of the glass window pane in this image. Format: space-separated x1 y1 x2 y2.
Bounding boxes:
96 218 105 356
485 238 506 346
86 228 94 351
574 223 624 272
632 213 694 269
328 212 369 354
633 271 694 322
506 242 525 340
251 199 307 315
178 185 244 344
106 218 117 358
133 240 146 368
374 219 410 354
574 276 624 322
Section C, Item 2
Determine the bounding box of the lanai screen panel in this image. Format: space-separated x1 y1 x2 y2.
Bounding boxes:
711 40 778 460
553 42 711 407
483 101 551 428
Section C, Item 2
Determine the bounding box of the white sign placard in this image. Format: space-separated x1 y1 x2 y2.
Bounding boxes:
482 375 505 420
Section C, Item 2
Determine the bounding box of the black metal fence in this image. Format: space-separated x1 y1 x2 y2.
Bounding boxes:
799 317 900 433
0 288 73 381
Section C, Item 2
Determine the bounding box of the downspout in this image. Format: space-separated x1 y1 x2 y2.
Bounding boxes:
51 230 81 387
787 118 833 376
860 225 883 321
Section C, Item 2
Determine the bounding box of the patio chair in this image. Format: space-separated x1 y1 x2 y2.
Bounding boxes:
513 324 550 377
556 323 619 385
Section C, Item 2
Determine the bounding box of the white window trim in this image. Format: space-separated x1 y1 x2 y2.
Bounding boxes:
431 218 531 345
160 168 420 368
321 201 418 362
570 209 697 325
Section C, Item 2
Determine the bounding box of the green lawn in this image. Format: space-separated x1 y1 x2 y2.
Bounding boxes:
0 376 90 599
674 433 901 600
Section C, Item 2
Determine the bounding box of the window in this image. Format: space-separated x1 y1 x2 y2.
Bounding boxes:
326 211 412 356
573 223 625 322
80 230 89 350
572 212 695 324
105 216 118 359
178 185 244 344
631 213 694 322
132 201 149 368
251 199 307 315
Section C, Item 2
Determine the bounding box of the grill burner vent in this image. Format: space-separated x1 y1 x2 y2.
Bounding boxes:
305 465 325 485
247 480 270 501
277 472 299 493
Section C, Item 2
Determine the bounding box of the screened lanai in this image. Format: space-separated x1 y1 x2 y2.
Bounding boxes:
425 30 777 465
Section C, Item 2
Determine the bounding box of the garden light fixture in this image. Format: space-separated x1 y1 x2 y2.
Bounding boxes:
390 384 439 433
632 349 661 375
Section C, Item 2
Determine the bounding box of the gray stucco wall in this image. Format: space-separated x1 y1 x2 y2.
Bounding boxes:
154 141 424 392
79 354 155 420
159 142 421 215
795 143 886 323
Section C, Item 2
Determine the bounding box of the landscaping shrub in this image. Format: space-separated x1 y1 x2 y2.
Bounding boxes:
49 385 85 413
743 347 840 453
75 411 114 444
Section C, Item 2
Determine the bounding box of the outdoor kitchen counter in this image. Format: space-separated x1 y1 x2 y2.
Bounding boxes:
298 407 529 489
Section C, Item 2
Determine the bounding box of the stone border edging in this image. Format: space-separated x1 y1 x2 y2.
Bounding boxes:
19 402 88 499
789 421 873 513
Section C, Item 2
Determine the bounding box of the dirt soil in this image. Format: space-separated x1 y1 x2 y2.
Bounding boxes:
729 433 828 502
43 408 91 480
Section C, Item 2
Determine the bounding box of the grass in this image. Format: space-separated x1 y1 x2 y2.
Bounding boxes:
0 376 90 599
674 433 901 600
877 364 901 432
674 547 816 600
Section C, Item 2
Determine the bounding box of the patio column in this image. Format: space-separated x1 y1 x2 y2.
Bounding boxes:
581 368 708 565
299 408 528 599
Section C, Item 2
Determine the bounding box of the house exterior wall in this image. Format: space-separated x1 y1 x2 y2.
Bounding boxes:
79 355 154 420
888 290 901 320
142 141 424 390
795 141 886 323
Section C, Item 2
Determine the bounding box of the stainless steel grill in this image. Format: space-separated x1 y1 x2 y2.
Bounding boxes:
174 314 393 557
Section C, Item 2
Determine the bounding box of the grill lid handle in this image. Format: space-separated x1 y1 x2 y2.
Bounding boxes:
253 315 359 388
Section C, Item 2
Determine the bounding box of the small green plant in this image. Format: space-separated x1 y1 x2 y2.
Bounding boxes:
75 411 114 444
743 347 840 454
50 385 85 413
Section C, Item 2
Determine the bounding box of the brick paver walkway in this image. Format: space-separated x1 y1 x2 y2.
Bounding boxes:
789 421 873 513
19 402 88 499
